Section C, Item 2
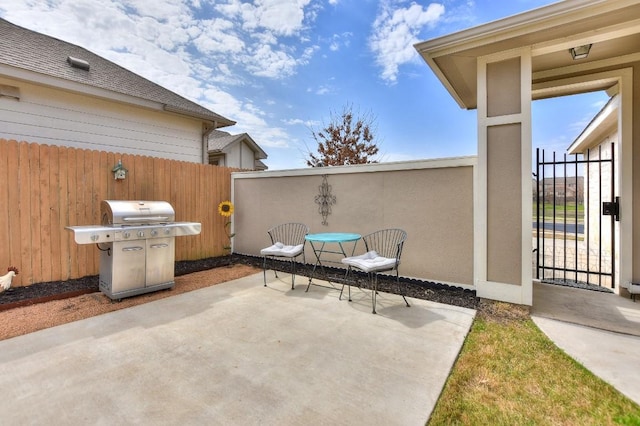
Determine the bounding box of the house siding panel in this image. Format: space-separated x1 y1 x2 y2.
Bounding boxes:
0 77 203 162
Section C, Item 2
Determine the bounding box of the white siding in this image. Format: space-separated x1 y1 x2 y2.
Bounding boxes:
0 76 204 162
223 141 258 170
240 142 255 169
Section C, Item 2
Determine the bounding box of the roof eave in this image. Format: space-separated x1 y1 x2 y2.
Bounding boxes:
414 0 636 110
163 104 236 127
567 95 619 154
240 133 268 159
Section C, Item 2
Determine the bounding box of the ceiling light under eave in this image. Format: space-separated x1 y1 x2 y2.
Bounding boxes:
569 44 592 60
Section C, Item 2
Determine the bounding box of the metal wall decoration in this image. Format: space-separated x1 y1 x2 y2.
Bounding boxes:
315 174 336 226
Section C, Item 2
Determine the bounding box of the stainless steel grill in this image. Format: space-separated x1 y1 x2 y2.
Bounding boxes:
66 200 201 300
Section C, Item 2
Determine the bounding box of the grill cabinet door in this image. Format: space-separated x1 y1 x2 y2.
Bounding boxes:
146 237 175 286
111 241 146 293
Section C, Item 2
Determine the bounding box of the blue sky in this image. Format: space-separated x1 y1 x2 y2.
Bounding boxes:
1 0 610 170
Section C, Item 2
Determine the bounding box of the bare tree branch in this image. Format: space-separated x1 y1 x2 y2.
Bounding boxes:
306 104 379 167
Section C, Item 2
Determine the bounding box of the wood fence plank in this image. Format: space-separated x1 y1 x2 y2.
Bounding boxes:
67 147 79 279
89 149 101 273
144 155 154 200
29 143 43 284
39 144 53 282
0 140 10 275
48 145 61 282
134 154 144 199
75 146 89 278
187 163 196 258
58 146 71 280
18 142 32 286
202 166 212 257
123 153 135 199
98 151 109 215
7 141 22 283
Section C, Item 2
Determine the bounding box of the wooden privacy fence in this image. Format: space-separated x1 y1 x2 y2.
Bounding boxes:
0 139 236 287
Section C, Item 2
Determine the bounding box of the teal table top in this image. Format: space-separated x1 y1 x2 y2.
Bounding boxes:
305 232 361 243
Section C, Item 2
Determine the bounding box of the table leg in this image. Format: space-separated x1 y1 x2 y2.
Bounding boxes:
306 241 324 292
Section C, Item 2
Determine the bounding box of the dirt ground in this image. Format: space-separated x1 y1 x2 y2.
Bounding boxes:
0 264 259 341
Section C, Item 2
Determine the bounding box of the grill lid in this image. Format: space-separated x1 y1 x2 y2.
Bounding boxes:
101 200 175 226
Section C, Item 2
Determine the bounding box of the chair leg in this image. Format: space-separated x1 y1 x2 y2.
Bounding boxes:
263 256 267 287
340 267 352 301
397 272 410 307
372 273 378 314
290 259 296 290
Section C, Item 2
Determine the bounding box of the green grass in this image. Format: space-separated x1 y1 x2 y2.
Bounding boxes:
535 201 584 223
428 301 640 425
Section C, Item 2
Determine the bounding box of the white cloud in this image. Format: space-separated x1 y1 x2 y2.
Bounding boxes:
216 0 311 37
369 1 445 83
327 31 352 51
282 118 319 127
192 18 245 54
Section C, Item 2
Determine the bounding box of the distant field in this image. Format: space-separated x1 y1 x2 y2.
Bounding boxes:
534 201 584 223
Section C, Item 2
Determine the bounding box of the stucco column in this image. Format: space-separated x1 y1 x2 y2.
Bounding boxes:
475 51 533 305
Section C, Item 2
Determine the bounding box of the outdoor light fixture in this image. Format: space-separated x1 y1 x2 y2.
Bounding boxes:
569 44 592 60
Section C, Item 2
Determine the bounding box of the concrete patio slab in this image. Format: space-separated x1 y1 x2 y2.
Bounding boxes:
0 273 475 425
532 281 640 406
533 316 640 406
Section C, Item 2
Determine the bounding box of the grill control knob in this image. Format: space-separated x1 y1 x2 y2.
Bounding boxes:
150 229 158 237
164 228 171 235
123 231 131 239
90 234 99 242
137 231 145 238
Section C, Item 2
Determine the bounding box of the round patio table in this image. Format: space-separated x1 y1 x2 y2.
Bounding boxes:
305 233 361 292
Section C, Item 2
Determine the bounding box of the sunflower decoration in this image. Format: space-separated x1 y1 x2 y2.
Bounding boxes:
218 201 234 217
217 201 235 252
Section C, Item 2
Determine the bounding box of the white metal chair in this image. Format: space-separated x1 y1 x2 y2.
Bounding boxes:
341 229 410 314
261 223 309 289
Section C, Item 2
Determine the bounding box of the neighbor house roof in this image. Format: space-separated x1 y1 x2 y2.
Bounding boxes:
208 130 267 160
0 18 235 127
415 0 640 109
568 95 619 154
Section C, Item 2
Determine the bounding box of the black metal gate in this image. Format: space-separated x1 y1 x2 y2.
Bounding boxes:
534 144 617 289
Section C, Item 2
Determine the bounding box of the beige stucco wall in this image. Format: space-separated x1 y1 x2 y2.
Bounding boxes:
232 158 476 286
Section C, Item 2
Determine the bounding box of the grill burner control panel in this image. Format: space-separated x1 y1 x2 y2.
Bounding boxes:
114 226 174 241
66 223 200 245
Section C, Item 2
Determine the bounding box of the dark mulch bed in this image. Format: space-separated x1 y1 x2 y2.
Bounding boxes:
0 254 479 311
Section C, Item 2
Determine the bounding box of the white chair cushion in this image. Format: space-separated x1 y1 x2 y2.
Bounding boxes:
260 242 304 258
627 282 640 295
341 250 398 273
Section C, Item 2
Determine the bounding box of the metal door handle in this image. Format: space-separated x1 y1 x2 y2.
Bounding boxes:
150 244 169 249
122 246 143 251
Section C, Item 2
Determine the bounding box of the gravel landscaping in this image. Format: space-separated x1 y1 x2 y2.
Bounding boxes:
0 254 479 311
